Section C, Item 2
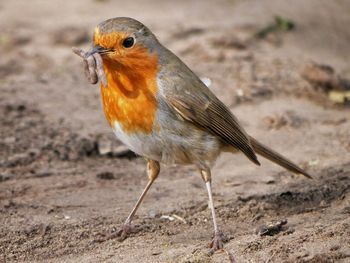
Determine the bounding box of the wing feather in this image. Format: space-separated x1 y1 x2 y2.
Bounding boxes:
166 94 260 165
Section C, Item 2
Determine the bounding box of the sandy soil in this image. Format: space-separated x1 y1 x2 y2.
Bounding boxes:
1 0 350 262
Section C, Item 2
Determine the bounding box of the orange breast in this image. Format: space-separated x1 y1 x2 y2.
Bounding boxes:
100 50 159 134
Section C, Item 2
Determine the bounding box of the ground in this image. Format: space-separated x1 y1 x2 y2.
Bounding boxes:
1 0 350 262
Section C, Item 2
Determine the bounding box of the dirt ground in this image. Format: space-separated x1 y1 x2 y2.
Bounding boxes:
1 0 350 262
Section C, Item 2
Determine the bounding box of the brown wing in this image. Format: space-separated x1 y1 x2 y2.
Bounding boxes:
166 93 260 165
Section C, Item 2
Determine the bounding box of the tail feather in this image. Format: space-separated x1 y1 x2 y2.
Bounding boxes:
249 136 312 179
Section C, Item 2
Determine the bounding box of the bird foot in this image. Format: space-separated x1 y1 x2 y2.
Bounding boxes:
112 222 134 241
94 222 136 243
209 230 226 254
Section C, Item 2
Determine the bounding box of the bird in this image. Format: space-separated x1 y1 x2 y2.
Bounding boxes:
74 17 312 252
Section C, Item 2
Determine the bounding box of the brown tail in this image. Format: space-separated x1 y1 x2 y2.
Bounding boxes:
249 137 312 179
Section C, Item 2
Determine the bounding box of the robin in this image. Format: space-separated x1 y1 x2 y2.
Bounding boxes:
73 17 312 252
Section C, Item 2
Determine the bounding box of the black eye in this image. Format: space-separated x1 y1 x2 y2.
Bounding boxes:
122 37 135 48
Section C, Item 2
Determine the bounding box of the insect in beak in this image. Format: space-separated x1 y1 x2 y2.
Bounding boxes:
85 45 112 58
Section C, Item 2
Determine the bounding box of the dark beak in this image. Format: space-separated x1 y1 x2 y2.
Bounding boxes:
85 45 111 58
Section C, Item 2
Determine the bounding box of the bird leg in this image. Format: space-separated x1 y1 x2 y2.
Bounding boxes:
201 169 225 253
108 160 160 241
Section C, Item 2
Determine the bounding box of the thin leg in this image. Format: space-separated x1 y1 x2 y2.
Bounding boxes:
105 160 160 241
124 160 160 225
201 169 225 253
206 181 219 233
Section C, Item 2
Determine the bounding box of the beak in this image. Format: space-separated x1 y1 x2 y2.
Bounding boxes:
85 45 111 58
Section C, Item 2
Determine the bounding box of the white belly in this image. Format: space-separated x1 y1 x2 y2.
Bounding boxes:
112 121 162 161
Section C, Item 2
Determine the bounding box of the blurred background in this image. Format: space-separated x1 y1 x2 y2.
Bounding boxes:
1 1 350 262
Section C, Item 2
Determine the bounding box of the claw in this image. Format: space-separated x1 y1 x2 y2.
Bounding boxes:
114 223 133 241
94 223 134 243
209 230 226 254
